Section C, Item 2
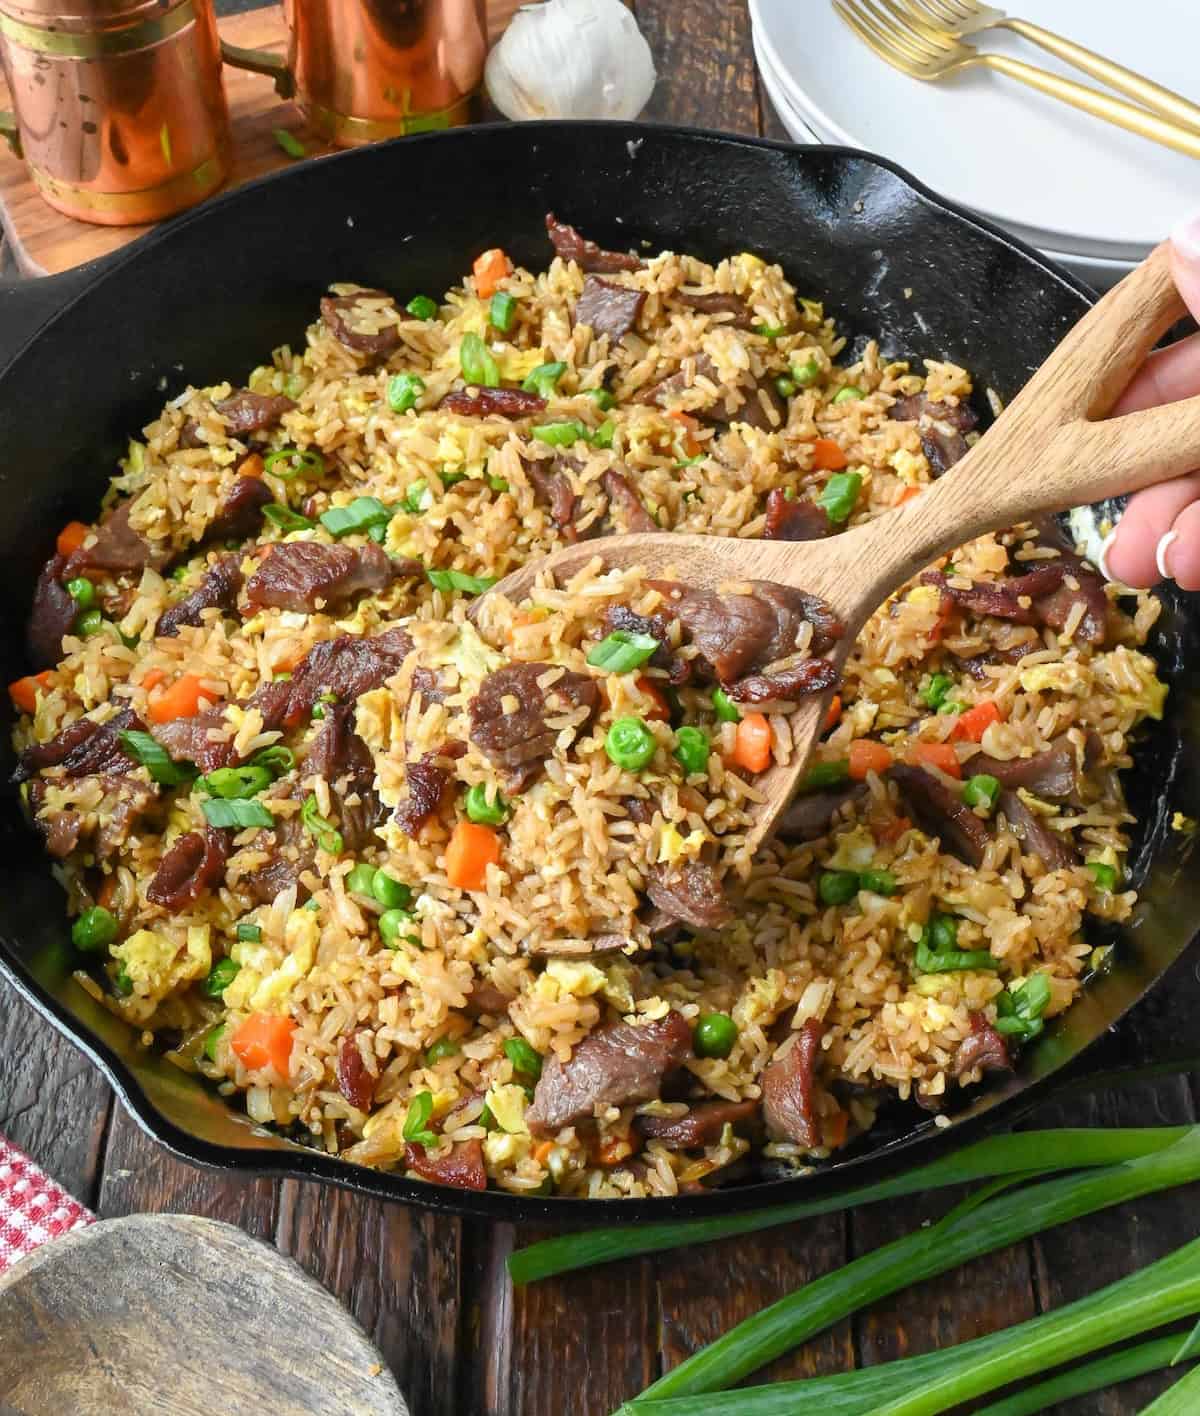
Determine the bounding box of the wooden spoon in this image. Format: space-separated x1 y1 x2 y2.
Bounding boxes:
480 243 1200 853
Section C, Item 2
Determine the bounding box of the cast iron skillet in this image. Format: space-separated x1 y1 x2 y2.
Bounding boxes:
1 123 1197 1224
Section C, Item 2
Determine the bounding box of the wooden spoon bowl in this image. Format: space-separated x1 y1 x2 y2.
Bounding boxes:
480 244 1200 852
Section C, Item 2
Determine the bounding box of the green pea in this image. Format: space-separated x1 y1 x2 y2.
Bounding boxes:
605 716 657 772
694 1012 738 1059
387 372 425 413
712 687 741 723
71 905 118 953
833 385 864 403
799 760 850 792
346 863 377 896
372 870 413 910
425 1035 461 1065
859 868 898 897
66 577 95 609
774 375 797 398
74 608 104 638
379 908 418 948
203 1023 226 1063
465 783 509 825
503 1036 543 1079
489 291 517 332
1088 861 1119 892
791 358 821 387
406 295 438 320
113 966 133 997
818 870 859 906
962 774 1000 813
203 957 240 998
673 725 710 776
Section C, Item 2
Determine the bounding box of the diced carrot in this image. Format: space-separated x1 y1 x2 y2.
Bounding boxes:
506 609 539 646
147 672 214 725
8 671 52 714
445 820 501 891
56 521 90 557
811 438 848 471
594 1134 636 1167
824 1107 849 1150
97 874 119 910
896 485 922 504
231 1013 296 1076
533 1140 556 1165
473 247 511 299
238 452 264 479
878 814 911 844
140 667 167 692
732 713 773 774
823 694 842 732
950 700 1004 743
667 409 701 457
848 738 893 780
911 741 962 779
637 675 671 721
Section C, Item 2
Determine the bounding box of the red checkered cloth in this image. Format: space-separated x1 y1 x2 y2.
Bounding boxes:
0 1134 93 1274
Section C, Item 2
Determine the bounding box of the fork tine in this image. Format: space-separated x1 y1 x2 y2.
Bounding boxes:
900 0 962 25
832 0 917 72
866 0 952 57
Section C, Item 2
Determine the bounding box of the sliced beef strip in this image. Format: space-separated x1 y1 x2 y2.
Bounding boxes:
634 1098 759 1148
1029 552 1108 646
146 827 231 910
393 744 465 837
279 627 414 727
93 776 157 858
761 1019 824 1148
404 1139 487 1191
888 392 979 478
632 353 722 410
968 743 1078 801
776 782 868 842
952 1012 1012 1078
575 276 646 343
62 501 162 578
526 455 580 541
959 640 1041 679
734 378 788 432
674 290 754 328
213 390 296 436
440 388 547 418
892 762 992 868
157 555 243 638
645 860 733 930
26 780 82 859
763 489 830 542
337 1033 376 1111
201 475 273 545
525 1010 693 1136
15 707 140 783
924 555 1107 645
468 662 600 791
602 604 689 684
308 703 390 852
545 212 642 273
998 789 1080 869
725 657 841 705
244 541 419 615
28 553 78 669
602 468 658 533
149 702 235 775
320 290 403 356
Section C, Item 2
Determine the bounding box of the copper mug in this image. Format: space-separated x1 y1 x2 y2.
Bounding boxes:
224 0 488 148
0 0 231 225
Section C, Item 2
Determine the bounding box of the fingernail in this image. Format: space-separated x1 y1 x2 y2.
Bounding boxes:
1171 209 1200 262
1156 529 1178 581
1097 527 1119 583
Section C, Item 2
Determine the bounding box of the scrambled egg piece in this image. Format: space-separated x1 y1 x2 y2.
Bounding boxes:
656 824 708 865
114 925 211 1003
498 346 547 383
828 825 877 873
222 909 318 1014
537 959 607 1001
485 1083 529 1135
1020 662 1087 696
889 448 928 485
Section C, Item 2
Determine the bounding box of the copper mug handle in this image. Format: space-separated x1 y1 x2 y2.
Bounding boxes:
0 109 20 158
219 38 295 99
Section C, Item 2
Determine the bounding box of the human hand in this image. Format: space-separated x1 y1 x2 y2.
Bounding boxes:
1100 216 1200 590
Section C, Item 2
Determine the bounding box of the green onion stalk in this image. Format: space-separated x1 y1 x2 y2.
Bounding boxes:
619 1222 1200 1414
972 1334 1193 1416
1140 1363 1200 1414
508 1126 1188 1286
616 1129 1200 1406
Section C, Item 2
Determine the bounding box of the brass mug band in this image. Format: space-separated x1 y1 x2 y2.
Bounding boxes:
27 153 224 215
0 0 195 57
303 93 474 144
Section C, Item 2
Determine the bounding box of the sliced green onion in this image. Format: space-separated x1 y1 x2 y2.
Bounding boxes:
406 294 438 321
426 1035 461 1065
915 915 998 974
387 372 425 414
712 688 741 723
66 577 95 609
300 793 343 854
264 447 325 480
818 870 859 906
522 361 567 398
962 773 1000 812
346 863 377 896
236 922 262 943
673 726 710 776
791 358 821 387
833 384 864 403
1088 861 1119 892
994 973 1052 1040
503 1036 543 1079
203 1022 226 1063
320 495 392 539
465 783 509 826
693 1013 738 1059
250 745 295 777
488 475 510 493
754 324 787 339
74 609 104 638
532 420 587 448
587 387 615 410
459 332 500 388
401 1090 438 1147
605 716 657 772
426 567 497 595
200 765 273 799
404 480 431 515
489 291 517 332
262 503 315 532
921 672 954 710
119 729 197 787
202 798 274 830
71 906 118 954
586 630 660 674
589 419 616 449
817 470 862 525
273 127 306 159
202 957 240 998
798 760 850 792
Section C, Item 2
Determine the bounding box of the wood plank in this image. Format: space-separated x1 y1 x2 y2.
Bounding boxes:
0 987 111 1205
635 0 759 135
274 1180 463 1416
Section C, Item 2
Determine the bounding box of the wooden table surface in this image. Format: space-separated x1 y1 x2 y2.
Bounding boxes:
4 3 1200 1413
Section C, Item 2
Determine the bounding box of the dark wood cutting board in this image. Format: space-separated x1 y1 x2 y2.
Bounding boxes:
0 1212 409 1415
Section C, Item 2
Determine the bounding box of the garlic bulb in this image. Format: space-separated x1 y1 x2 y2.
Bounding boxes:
485 0 657 122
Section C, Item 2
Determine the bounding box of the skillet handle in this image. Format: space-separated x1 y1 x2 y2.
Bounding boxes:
0 261 105 375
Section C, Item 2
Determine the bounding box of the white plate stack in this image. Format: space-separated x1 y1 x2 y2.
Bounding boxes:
750 0 1199 290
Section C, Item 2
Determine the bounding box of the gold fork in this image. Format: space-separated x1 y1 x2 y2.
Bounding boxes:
833 0 1200 158
898 0 1200 133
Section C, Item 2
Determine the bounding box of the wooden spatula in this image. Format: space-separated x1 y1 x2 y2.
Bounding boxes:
480 243 1200 853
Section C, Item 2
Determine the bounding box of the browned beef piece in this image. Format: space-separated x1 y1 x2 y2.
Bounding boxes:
647 580 843 682
178 419 204 449
62 502 160 578
26 780 83 859
892 762 992 868
632 354 720 410
761 1019 824 1147
889 392 979 477
735 378 788 432
202 476 273 545
214 390 296 436
468 662 600 792
545 212 642 273
150 703 234 775
393 742 466 838
146 827 231 909
308 703 388 851
674 290 754 328
646 860 733 930
603 604 689 684
952 1012 1012 1078
410 666 449 704
634 1098 759 1148
28 553 78 668
998 789 1079 869
337 1033 376 1111
526 456 579 540
440 387 547 418
763 489 830 542
776 783 868 841
14 707 140 783
404 1139 487 1190
602 468 658 533
622 795 656 826
969 744 1078 801
464 978 513 1017
245 541 417 615
960 641 1041 679
525 1010 693 1136
1030 553 1108 645
320 290 402 356
157 555 243 638
280 628 414 727
244 678 294 734
575 276 646 343
923 556 1107 645
725 658 841 705
94 776 157 858
244 847 311 907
